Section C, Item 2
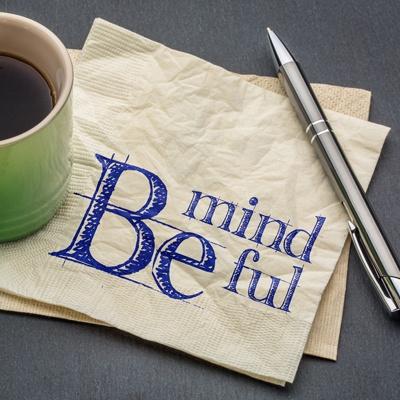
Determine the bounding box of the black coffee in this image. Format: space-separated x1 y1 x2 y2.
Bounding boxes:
0 54 54 141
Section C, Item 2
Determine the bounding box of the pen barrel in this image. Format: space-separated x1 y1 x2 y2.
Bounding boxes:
312 129 398 278
312 125 400 311
279 62 327 131
279 61 400 312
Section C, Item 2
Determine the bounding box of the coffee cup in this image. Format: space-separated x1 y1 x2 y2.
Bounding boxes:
0 13 73 242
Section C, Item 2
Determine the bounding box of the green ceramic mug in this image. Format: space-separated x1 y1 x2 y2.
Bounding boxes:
0 13 73 242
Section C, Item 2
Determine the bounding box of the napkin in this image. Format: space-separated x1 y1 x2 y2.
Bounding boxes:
0 48 373 363
0 19 389 384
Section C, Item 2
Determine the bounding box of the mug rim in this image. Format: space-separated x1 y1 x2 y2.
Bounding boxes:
0 12 73 148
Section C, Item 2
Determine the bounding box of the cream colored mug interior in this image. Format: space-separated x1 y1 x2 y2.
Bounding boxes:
0 12 73 146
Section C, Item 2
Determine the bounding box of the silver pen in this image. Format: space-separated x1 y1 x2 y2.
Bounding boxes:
266 28 400 315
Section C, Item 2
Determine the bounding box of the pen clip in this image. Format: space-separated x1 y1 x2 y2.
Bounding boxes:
347 221 399 313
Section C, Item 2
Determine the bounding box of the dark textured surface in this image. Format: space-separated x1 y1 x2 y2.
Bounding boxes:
0 1 400 399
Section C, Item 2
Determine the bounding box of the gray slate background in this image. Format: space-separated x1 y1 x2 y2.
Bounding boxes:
0 1 399 399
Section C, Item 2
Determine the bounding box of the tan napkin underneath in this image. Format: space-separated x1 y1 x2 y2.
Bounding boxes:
0 49 371 362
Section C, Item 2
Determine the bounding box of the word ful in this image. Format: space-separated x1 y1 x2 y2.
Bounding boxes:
51 154 326 313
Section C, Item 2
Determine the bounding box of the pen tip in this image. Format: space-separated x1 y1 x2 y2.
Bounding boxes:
265 27 295 70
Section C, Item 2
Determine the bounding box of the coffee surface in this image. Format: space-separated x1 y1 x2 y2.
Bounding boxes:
0 54 54 141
